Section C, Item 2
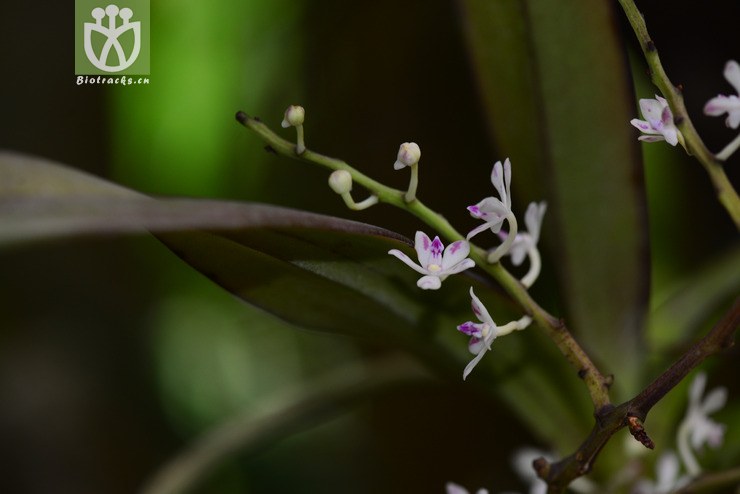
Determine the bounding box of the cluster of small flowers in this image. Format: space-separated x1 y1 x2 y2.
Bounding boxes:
387 150 545 380
281 107 545 381
447 372 729 494
281 106 544 380
631 60 740 158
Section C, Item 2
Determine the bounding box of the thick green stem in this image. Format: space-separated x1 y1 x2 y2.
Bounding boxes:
235 111 612 410
618 0 740 229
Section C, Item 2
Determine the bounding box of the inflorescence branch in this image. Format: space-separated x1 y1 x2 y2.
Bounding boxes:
618 0 740 229
235 108 738 493
535 298 739 493
235 110 612 410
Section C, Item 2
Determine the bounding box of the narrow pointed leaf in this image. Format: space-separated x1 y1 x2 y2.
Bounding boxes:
460 1 649 397
648 246 740 352
0 151 420 338
0 151 590 445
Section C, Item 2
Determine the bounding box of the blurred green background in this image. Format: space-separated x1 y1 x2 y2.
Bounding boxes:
1 1 738 493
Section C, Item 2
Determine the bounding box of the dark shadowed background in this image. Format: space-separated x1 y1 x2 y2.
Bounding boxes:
1 1 738 493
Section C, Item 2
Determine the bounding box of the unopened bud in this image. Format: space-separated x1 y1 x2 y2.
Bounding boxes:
281 105 305 128
393 142 421 170
328 170 353 194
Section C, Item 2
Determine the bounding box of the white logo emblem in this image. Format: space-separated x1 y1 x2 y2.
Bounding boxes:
84 5 141 72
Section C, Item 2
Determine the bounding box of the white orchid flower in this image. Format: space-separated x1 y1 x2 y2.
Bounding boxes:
677 372 727 476
704 60 740 129
446 482 489 494
630 95 681 146
388 232 475 290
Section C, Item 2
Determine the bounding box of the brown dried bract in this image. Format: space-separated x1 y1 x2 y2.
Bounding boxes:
627 416 655 449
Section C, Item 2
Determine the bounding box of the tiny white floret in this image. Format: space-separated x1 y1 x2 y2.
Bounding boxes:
630 95 681 146
388 232 475 290
393 142 421 170
466 158 514 240
281 105 305 128
456 288 499 380
704 60 740 129
328 170 353 195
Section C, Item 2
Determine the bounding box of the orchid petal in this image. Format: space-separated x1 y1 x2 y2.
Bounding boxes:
690 419 725 450
387 249 427 275
469 287 494 325
442 240 471 269
689 372 707 407
467 204 483 217
466 221 494 240
701 387 728 414
502 158 512 209
417 275 441 290
703 96 728 116
630 118 653 132
524 201 547 243
662 126 679 146
728 105 740 129
724 60 740 94
491 161 506 207
443 258 476 276
457 321 482 337
660 104 673 125
508 238 529 266
638 135 666 143
462 346 488 380
656 452 680 490
427 236 445 269
476 197 509 219
490 160 503 190
414 231 433 268
445 483 470 494
468 335 486 354
655 95 669 106
639 98 664 120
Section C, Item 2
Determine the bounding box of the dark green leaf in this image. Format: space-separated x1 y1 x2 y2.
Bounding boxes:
460 0 649 397
0 151 589 445
648 246 740 352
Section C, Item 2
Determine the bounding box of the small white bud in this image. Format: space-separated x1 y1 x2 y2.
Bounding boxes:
328 170 353 195
393 142 421 170
281 105 305 128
